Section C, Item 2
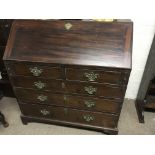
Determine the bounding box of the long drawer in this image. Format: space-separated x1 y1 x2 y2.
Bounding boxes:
11 76 63 92
66 68 127 85
65 81 124 99
11 76 124 99
20 103 118 129
15 88 121 114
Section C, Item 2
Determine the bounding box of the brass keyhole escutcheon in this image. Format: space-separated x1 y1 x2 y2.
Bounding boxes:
64 108 68 115
65 23 72 30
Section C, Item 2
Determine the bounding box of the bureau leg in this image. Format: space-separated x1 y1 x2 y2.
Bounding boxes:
21 116 28 125
102 129 118 135
135 100 144 123
0 111 9 127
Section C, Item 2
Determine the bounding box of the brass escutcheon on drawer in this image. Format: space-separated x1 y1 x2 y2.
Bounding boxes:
29 67 43 76
64 108 68 115
84 86 97 95
84 72 99 82
34 81 46 89
65 23 72 30
84 100 95 108
40 109 50 116
37 95 47 102
83 115 94 122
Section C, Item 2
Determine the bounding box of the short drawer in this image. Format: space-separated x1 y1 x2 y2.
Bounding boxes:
15 88 64 105
65 81 124 99
8 63 62 79
66 68 126 85
20 103 118 129
11 76 63 92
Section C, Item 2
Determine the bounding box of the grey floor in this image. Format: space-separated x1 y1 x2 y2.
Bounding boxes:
0 97 155 135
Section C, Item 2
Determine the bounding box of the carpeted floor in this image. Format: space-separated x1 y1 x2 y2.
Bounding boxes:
0 97 155 135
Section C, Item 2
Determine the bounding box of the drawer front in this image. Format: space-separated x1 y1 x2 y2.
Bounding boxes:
15 88 64 105
11 76 63 92
14 88 121 114
65 81 124 99
66 68 125 84
65 95 121 114
20 103 118 128
10 63 62 79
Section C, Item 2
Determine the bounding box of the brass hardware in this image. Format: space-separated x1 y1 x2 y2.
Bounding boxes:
29 67 43 76
84 72 99 82
62 82 65 89
37 95 47 102
64 108 68 115
40 109 50 116
4 24 9 28
83 115 94 122
64 95 67 101
64 95 67 104
84 86 97 95
65 23 72 30
84 100 95 108
34 81 46 89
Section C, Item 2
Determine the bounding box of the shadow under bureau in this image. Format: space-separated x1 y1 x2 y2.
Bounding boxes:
3 20 133 134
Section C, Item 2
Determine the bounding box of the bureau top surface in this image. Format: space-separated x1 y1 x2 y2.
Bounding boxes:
3 20 133 69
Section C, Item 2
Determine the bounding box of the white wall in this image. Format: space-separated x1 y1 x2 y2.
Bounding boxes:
125 19 155 99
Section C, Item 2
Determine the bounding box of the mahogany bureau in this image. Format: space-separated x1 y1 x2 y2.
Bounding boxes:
3 20 133 134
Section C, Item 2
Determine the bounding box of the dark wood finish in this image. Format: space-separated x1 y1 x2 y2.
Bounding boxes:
65 81 124 99
15 88 121 114
4 20 132 69
15 88 64 105
4 20 133 134
0 19 14 97
20 115 118 134
10 62 63 78
11 76 63 92
66 68 128 85
136 34 155 123
19 103 118 129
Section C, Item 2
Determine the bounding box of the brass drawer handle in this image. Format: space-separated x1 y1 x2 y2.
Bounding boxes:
40 109 50 116
37 95 47 102
83 115 94 122
84 100 95 108
84 86 97 95
29 67 43 76
34 81 46 89
65 23 72 30
84 72 99 82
